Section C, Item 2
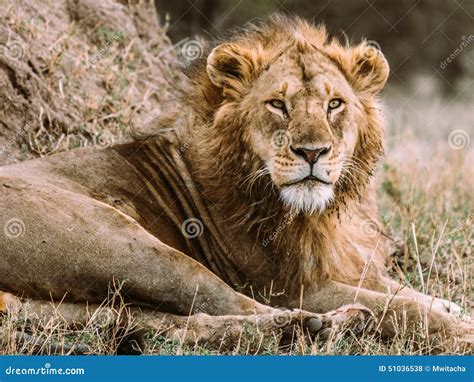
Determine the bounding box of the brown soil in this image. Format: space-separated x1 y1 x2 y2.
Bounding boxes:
0 0 178 165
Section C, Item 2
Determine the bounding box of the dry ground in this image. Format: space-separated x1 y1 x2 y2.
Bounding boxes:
0 1 472 355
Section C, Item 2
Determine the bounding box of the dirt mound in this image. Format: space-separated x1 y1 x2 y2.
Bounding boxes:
0 0 179 165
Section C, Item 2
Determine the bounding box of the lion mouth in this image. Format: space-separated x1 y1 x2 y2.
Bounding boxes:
283 175 332 187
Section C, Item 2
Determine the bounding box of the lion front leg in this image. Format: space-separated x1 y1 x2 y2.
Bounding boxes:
379 277 465 318
300 281 473 352
0 176 270 317
5 297 337 353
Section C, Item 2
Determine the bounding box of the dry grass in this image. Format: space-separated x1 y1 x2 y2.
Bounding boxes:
381 86 473 311
0 282 145 355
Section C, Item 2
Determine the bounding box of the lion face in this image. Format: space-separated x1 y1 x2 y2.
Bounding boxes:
244 47 361 213
206 21 388 214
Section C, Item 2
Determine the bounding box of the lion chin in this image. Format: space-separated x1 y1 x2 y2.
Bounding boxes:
279 182 334 214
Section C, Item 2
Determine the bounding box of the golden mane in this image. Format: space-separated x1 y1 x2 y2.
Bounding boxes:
159 14 391 292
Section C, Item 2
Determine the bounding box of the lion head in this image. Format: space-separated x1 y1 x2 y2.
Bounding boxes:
185 15 388 218
169 15 393 285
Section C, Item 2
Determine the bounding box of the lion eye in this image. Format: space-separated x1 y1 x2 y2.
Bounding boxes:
328 98 343 110
269 99 285 109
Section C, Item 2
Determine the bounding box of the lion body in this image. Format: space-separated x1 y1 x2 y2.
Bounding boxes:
0 15 471 349
0 131 387 302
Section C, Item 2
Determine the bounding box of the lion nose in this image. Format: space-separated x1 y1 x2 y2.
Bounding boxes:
290 145 331 164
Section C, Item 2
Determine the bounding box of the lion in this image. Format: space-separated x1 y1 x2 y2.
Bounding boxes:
0 15 472 352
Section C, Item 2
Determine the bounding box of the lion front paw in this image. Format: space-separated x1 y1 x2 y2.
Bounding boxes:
269 305 375 350
270 309 324 335
267 309 327 349
432 298 463 316
317 304 375 340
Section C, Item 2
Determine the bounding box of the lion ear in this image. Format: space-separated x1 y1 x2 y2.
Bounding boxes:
332 42 389 97
206 42 264 97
